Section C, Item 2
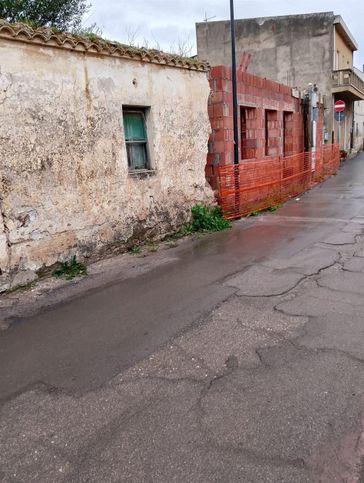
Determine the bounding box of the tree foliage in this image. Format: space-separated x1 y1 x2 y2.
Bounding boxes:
0 0 90 31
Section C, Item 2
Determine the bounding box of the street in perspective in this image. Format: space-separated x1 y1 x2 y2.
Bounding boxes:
1 1 364 482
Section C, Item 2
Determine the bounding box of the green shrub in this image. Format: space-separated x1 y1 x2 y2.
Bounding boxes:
187 204 231 233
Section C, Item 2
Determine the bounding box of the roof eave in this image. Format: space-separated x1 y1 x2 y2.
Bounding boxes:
334 15 358 51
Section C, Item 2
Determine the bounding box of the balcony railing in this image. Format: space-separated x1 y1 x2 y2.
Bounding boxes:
332 69 364 100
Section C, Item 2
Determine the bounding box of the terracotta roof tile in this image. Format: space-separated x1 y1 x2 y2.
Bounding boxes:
0 20 209 72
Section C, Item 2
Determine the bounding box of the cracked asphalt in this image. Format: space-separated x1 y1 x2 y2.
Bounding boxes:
2 154 364 482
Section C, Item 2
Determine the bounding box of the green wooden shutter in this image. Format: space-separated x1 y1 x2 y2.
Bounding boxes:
124 112 146 141
123 110 149 170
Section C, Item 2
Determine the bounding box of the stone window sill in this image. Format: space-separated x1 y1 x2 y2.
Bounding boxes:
128 169 156 179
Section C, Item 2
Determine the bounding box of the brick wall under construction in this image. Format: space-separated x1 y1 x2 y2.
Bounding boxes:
206 66 306 185
206 65 339 219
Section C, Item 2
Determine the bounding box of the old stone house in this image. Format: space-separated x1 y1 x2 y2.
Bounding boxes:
0 21 213 291
196 12 364 153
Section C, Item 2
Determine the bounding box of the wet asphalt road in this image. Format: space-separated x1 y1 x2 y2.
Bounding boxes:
1 158 362 400
1 153 364 482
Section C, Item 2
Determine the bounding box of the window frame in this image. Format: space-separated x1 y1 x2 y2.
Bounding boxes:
283 111 294 157
264 109 278 157
240 106 257 160
122 107 150 171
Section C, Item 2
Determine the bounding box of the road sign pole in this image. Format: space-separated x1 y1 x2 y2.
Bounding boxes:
334 100 346 147
230 0 239 165
338 117 340 146
229 0 240 217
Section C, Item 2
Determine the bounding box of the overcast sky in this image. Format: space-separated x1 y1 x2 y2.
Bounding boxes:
85 0 364 68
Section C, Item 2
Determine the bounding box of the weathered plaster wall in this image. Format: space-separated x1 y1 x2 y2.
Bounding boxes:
353 69 364 153
197 13 334 89
0 38 213 290
196 12 334 136
353 102 364 152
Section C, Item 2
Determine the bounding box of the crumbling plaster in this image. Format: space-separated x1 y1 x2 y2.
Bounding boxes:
0 38 213 290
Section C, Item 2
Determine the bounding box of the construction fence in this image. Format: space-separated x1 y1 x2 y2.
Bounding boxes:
216 144 340 219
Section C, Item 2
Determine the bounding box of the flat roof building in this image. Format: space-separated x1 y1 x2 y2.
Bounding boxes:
197 12 364 151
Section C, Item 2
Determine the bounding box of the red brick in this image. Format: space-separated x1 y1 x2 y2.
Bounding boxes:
224 141 235 152
211 65 232 80
210 66 224 79
213 129 232 142
213 103 229 118
210 118 224 129
222 117 234 130
210 91 223 103
213 140 226 153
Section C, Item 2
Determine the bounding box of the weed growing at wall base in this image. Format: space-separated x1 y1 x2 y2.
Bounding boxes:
52 256 87 280
267 204 283 212
128 245 141 254
186 204 231 233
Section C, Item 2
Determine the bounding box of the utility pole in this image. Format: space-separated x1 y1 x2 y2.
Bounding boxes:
230 0 239 165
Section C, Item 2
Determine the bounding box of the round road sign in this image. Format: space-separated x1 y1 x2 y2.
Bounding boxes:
335 100 346 112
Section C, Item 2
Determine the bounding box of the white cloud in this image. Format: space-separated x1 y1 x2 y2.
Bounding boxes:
86 0 364 68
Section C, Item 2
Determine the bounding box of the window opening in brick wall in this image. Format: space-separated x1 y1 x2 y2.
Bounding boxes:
283 112 294 156
265 110 278 157
123 108 149 170
240 106 257 160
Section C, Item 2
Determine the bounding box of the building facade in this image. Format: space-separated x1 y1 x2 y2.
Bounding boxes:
353 68 364 152
0 21 213 291
197 12 364 153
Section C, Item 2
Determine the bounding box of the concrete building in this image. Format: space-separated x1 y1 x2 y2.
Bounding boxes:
196 12 364 152
0 21 213 291
353 67 364 152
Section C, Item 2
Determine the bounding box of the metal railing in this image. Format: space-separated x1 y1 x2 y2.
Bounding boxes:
332 69 364 97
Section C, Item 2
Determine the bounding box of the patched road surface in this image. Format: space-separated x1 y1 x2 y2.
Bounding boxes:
2 154 364 482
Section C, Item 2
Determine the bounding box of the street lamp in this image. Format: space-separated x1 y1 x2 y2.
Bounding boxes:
230 0 239 165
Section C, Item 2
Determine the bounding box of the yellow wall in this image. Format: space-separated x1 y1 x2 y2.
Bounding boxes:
335 29 353 70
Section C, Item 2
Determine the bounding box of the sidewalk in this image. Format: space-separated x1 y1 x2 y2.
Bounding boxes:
1 154 364 482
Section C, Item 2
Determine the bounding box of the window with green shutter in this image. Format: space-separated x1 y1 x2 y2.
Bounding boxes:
123 109 149 170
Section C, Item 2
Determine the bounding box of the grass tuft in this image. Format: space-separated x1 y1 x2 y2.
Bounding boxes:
267 204 283 212
128 245 141 254
52 256 87 280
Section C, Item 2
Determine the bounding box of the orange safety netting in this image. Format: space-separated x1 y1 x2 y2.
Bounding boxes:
216 145 340 219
